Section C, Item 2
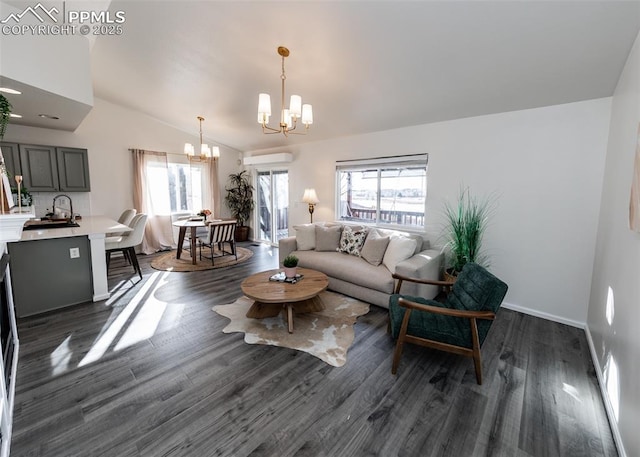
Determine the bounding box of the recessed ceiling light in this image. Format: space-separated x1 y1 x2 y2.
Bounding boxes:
0 87 21 95
9 113 22 118
38 114 60 120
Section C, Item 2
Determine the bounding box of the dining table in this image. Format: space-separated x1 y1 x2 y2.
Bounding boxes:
172 218 216 265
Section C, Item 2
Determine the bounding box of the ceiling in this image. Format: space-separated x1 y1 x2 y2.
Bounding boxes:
5 1 640 152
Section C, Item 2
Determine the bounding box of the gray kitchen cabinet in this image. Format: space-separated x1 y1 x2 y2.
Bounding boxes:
0 142 21 178
18 144 59 191
17 144 90 192
8 236 93 317
57 147 91 191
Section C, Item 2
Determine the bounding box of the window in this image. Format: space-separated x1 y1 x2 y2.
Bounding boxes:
145 155 208 216
336 154 427 229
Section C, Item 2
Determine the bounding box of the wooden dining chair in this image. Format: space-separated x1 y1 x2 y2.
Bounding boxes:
198 220 237 265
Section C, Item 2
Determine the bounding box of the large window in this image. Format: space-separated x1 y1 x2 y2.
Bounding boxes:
337 155 427 229
145 156 207 215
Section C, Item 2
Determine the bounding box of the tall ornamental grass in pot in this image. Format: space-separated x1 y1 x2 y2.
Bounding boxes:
443 187 495 278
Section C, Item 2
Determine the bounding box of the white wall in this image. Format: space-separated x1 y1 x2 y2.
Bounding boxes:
2 97 240 220
246 98 611 325
588 31 640 457
0 1 93 106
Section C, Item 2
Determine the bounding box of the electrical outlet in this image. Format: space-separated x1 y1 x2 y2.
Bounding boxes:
69 247 80 259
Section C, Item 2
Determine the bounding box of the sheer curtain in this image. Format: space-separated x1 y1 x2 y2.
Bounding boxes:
207 157 221 219
131 149 221 254
132 149 175 254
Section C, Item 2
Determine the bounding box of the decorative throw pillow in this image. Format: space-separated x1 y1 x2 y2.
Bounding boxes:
382 236 417 273
337 225 368 256
315 225 342 251
294 224 316 250
360 230 391 266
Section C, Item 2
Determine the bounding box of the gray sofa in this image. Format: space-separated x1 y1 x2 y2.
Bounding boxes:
278 223 444 308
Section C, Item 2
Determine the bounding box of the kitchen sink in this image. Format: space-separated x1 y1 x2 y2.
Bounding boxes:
23 220 80 230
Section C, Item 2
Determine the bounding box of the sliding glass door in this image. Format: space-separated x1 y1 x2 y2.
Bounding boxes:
257 170 289 244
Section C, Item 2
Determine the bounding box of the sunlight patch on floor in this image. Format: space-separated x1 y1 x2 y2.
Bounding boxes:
50 335 73 376
79 271 165 367
562 382 582 403
114 272 171 350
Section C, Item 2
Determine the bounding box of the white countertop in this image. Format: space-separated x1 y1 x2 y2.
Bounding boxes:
17 216 132 241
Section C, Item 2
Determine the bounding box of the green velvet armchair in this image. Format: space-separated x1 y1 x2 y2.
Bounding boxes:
389 262 508 384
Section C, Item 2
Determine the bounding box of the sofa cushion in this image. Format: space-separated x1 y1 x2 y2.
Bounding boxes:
294 250 394 294
337 226 368 256
294 224 316 250
382 236 417 273
361 230 390 266
315 225 342 251
376 228 427 255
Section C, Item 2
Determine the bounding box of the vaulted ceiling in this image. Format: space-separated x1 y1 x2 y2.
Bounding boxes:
5 1 640 152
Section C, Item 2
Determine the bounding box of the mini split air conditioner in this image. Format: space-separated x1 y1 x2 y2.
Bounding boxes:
242 153 293 166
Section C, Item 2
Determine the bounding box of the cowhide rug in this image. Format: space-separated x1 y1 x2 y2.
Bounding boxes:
212 291 370 367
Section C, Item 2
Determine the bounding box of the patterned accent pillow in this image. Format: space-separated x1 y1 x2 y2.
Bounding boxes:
337 226 368 256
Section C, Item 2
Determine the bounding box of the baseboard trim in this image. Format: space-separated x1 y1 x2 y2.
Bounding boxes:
584 326 627 457
501 301 585 328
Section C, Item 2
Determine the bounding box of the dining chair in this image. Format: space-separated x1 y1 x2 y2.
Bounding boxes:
106 213 148 279
106 208 137 236
198 220 237 265
105 208 138 263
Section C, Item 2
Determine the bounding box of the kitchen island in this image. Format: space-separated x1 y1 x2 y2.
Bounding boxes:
8 216 131 317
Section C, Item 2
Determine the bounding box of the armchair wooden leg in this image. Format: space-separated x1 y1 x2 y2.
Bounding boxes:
470 317 483 385
392 309 412 375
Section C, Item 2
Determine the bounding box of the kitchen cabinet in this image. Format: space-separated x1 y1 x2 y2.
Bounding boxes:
0 143 20 177
56 147 91 191
16 144 90 192
18 144 58 191
8 236 93 317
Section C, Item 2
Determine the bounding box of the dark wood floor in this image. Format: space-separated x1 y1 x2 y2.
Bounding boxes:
10 243 617 456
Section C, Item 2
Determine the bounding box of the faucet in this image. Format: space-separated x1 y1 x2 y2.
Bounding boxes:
52 194 75 222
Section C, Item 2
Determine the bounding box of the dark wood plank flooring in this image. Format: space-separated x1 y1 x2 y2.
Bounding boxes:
10 243 617 456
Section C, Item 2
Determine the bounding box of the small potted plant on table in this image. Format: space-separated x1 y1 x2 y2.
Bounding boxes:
282 254 299 279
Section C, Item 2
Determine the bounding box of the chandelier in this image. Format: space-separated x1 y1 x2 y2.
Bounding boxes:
257 46 313 136
184 116 219 159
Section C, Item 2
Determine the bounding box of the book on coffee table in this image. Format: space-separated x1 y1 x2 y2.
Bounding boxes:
269 272 304 284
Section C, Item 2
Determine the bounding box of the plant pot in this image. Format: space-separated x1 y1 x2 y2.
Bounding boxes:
235 225 249 242
283 266 297 279
444 269 458 283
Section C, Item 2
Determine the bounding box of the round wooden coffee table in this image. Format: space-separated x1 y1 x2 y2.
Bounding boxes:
241 267 329 333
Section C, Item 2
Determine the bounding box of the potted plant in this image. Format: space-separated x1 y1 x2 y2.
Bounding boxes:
224 170 255 241
11 186 32 207
442 187 495 280
0 94 12 140
282 254 299 278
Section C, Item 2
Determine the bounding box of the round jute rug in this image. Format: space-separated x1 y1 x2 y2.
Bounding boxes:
151 247 253 272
